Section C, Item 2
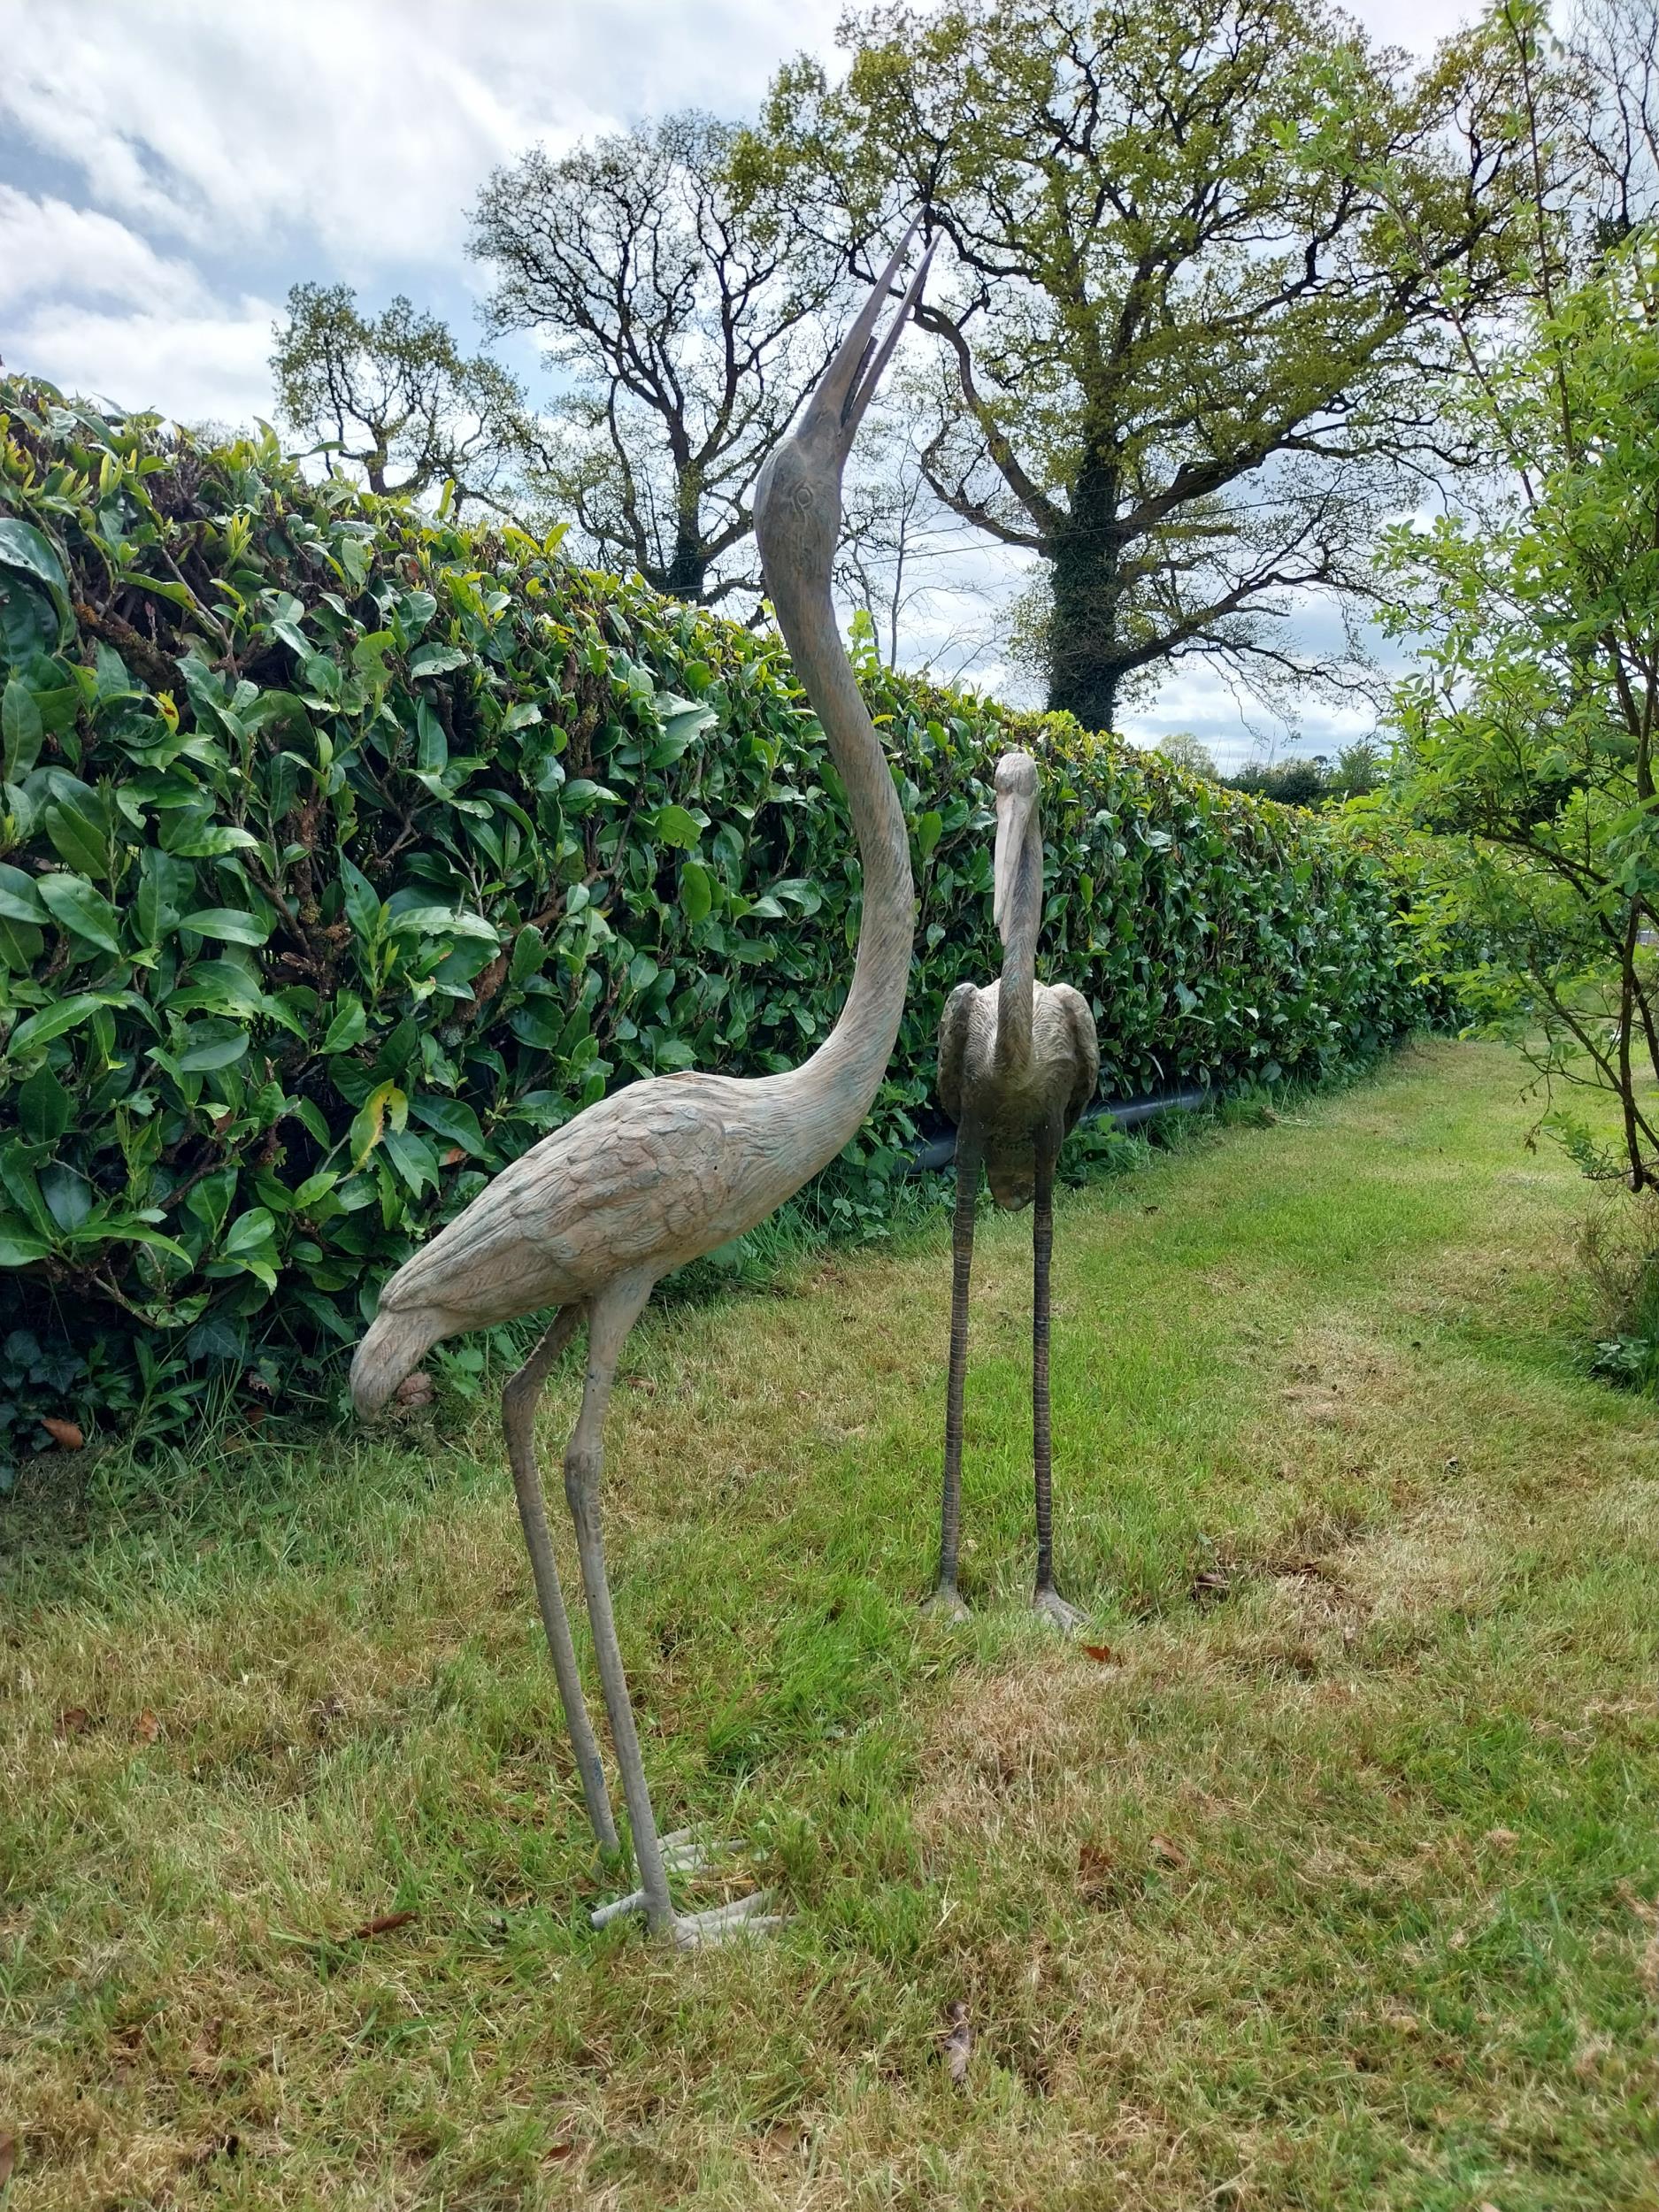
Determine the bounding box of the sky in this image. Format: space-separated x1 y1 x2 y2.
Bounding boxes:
0 0 1465 771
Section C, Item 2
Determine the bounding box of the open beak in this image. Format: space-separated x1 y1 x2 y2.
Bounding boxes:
992 784 1036 943
805 222 936 463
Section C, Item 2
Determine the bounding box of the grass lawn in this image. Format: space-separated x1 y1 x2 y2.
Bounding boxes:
4 1039 1658 2210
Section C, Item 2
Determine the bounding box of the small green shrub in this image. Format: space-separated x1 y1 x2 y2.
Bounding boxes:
0 379 1436 1461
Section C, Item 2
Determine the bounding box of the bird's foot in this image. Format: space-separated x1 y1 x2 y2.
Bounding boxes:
670 1889 783 1948
589 1828 740 1930
1032 1586 1087 1633
924 1583 972 1624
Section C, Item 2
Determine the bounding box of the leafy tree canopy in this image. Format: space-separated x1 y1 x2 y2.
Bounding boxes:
764 0 1549 732
270 283 533 518
1382 230 1659 1187
1153 733 1219 780
1230 739 1386 805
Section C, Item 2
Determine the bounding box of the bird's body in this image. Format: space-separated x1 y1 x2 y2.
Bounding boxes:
352 1058 872 1407
931 750 1099 1625
348 233 933 1948
938 977 1097 1212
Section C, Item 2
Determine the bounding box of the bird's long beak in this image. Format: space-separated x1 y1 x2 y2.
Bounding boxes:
808 223 936 460
993 783 1037 944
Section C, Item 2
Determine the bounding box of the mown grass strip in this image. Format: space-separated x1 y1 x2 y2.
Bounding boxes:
2 1041 1656 2209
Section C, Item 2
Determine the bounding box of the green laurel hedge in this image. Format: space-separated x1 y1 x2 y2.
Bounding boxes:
0 379 1432 1448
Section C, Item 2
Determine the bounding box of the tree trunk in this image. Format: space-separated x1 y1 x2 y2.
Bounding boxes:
664 540 707 600
664 476 706 603
1045 451 1125 734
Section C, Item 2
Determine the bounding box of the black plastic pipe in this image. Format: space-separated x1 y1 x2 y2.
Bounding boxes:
905 1084 1214 1174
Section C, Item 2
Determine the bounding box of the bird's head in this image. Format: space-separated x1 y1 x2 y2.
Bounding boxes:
754 225 934 592
993 749 1041 944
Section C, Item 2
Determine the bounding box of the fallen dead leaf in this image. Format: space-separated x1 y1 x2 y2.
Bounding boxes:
350 1909 418 1939
1149 1833 1189 1869
55 1708 92 1739
1080 1643 1117 1663
393 1371 434 1410
134 1710 160 1744
544 2142 574 2164
41 1417 83 1450
0 2135 14 2189
941 2000 972 2085
1484 1826 1519 1852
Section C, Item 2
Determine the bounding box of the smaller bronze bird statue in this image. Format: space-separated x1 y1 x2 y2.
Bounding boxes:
931 750 1100 1626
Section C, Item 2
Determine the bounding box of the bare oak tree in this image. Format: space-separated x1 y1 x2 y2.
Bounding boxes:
470 111 859 607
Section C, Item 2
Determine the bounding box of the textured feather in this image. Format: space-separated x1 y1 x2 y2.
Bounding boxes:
375 1071 787 1331
1048 984 1101 1133
937 983 978 1125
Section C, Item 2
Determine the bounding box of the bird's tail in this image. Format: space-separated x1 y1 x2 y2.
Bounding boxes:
350 1301 442 1418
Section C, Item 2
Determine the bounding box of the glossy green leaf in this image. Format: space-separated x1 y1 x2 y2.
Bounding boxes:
7 992 134 1054
3 675 44 780
179 908 273 946
17 1064 73 1143
0 864 48 926
680 860 712 926
35 872 122 955
320 995 369 1053
654 803 703 849
410 643 469 678
43 802 111 879
0 516 73 642
176 1019 251 1072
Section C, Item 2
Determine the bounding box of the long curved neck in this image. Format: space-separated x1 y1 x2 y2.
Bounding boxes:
996 814 1041 1073
768 567 913 1156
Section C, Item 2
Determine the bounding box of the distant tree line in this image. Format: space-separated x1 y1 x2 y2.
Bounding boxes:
1154 733 1386 807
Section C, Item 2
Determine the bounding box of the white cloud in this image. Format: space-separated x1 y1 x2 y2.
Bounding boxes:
0 0 849 267
7 296 279 429
0 3 847 437
0 188 212 315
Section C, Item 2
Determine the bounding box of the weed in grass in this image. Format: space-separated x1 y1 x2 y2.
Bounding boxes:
1578 1187 1659 1393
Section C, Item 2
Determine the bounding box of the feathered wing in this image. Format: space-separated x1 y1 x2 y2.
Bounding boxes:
1051 984 1101 1133
937 983 978 1124
375 1073 755 1326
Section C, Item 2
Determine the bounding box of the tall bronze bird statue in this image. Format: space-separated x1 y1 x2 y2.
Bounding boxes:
349 232 931 1947
931 750 1100 1628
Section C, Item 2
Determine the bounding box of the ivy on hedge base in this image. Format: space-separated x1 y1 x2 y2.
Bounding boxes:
0 377 1434 1441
